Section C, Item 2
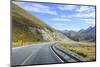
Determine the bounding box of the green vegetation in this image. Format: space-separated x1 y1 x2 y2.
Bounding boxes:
58 42 96 61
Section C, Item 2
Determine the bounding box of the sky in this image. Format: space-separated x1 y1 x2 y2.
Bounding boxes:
13 1 96 31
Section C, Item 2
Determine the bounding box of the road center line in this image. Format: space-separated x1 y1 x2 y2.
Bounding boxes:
20 50 35 65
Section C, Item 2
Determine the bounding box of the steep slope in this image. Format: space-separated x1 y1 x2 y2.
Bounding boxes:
63 31 81 41
12 3 71 47
79 26 96 42
12 3 56 42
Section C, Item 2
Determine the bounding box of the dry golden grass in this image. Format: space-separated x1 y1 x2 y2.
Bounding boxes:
58 42 96 61
12 41 49 48
12 42 33 48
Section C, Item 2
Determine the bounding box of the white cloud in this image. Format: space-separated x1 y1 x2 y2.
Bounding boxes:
68 12 95 18
54 23 66 26
84 19 95 24
83 18 95 22
28 6 57 15
58 5 77 11
67 6 95 19
76 6 95 12
85 21 95 26
81 18 95 26
76 12 95 17
86 21 95 25
32 3 50 9
29 3 58 15
76 6 89 12
60 15 67 18
67 11 95 26
52 18 71 21
13 2 57 15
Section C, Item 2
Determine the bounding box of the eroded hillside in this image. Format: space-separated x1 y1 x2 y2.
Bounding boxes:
12 3 71 47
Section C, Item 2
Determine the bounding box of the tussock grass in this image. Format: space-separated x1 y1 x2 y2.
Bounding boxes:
12 42 32 48
12 3 56 48
58 42 96 61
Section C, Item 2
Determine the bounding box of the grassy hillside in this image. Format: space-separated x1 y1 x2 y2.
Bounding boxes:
12 3 55 47
12 3 72 47
58 42 96 61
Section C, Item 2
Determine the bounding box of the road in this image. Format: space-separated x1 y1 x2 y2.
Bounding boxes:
11 43 64 66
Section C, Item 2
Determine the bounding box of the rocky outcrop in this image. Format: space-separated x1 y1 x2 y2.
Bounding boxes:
12 3 71 44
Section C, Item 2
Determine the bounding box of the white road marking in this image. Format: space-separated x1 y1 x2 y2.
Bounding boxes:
50 45 64 63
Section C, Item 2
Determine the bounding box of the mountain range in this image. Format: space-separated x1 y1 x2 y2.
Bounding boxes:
62 26 96 42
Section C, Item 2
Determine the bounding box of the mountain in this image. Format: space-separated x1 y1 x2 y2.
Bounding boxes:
79 26 96 42
63 31 81 41
12 3 71 46
62 26 96 42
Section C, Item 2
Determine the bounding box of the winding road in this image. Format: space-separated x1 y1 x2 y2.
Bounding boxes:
11 42 86 66
11 43 64 66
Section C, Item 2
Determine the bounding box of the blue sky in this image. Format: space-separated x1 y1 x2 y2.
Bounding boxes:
13 1 96 31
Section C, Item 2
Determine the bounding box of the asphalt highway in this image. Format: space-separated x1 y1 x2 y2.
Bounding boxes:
11 43 64 66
